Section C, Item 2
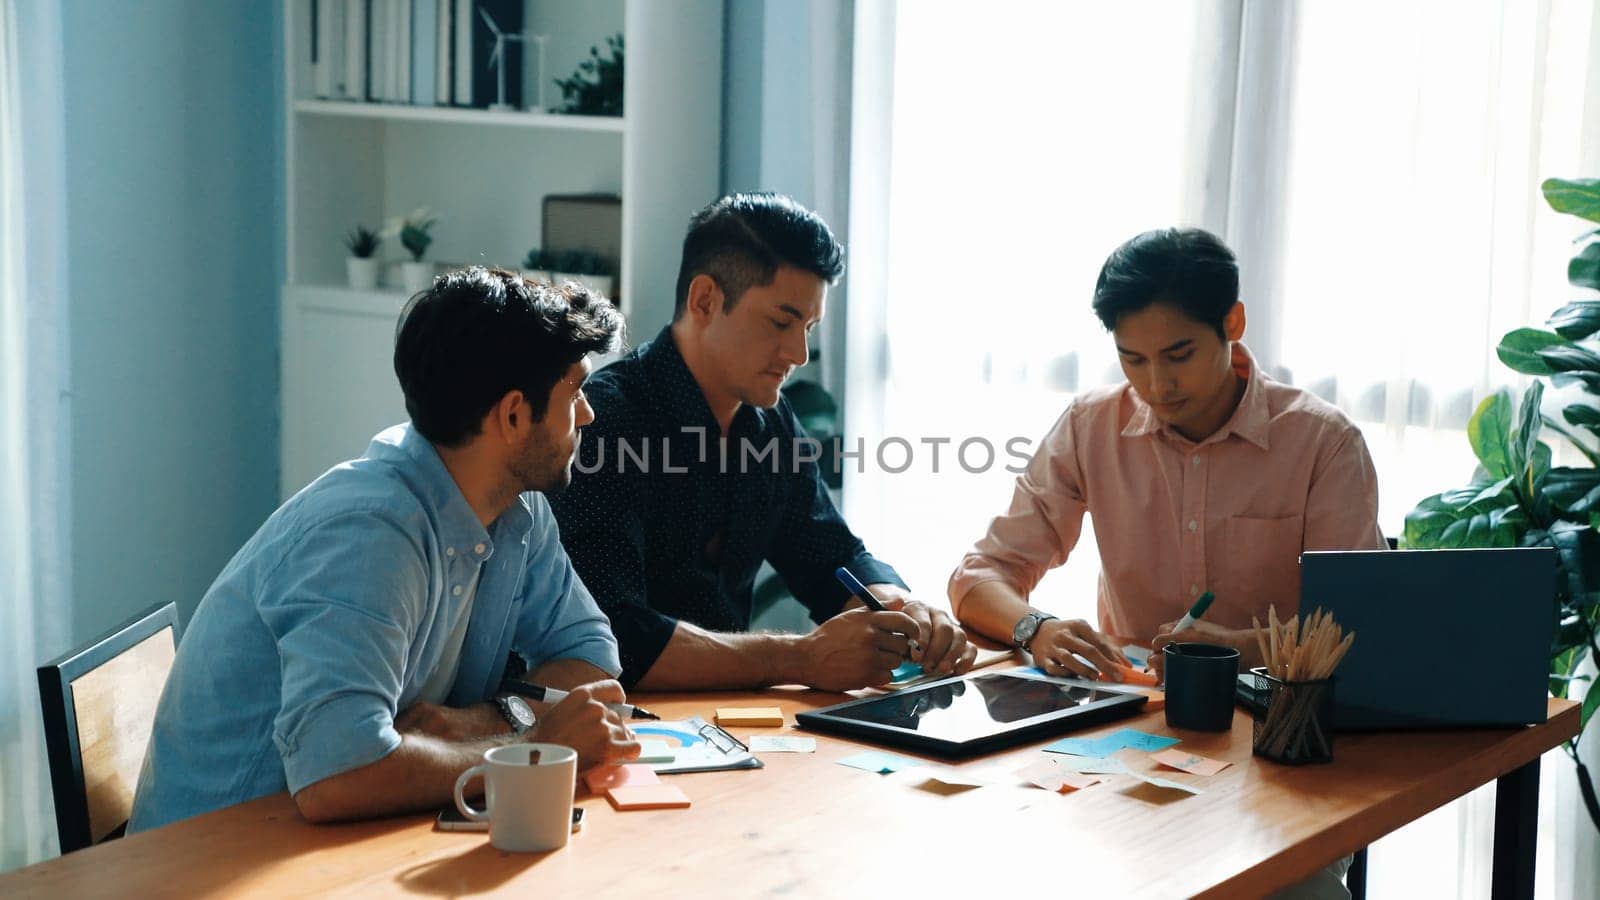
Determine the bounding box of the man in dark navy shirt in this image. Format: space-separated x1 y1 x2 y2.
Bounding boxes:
550 193 976 690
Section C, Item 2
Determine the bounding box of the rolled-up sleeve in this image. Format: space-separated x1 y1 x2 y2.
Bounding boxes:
257 514 425 795
948 407 1089 616
514 496 623 677
1304 426 1388 551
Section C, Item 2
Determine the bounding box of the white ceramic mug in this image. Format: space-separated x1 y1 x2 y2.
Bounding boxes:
453 742 577 852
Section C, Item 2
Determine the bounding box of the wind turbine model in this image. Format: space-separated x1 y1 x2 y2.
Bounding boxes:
478 7 527 112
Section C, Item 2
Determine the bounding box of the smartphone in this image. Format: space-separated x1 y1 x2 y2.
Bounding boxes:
434 806 584 833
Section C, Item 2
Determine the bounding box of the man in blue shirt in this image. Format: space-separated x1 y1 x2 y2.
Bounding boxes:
550 194 976 690
130 268 639 832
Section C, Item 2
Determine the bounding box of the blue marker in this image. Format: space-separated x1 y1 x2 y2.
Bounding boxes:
834 566 921 653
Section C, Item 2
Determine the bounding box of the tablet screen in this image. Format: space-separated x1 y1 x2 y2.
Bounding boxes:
828 672 1126 741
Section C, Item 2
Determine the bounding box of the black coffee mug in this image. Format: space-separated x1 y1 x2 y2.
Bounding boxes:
1163 642 1240 731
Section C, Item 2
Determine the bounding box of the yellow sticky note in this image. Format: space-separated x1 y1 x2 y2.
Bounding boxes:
716 707 785 727
1150 748 1232 776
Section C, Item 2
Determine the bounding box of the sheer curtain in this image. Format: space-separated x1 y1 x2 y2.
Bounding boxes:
846 0 1599 896
0 0 69 872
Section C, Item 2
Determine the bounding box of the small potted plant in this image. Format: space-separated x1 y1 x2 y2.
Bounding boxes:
344 225 381 290
522 247 553 285
552 250 615 298
389 209 438 294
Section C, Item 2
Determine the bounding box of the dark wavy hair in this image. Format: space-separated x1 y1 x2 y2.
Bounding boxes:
1092 228 1239 338
672 192 845 320
394 266 623 447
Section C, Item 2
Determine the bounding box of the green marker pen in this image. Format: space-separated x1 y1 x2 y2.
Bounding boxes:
1173 591 1215 633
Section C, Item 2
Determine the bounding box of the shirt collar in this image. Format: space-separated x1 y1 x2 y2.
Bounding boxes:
366 424 528 557
1120 343 1271 451
639 325 762 436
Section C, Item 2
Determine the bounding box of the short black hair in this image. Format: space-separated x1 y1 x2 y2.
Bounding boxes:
1091 228 1239 338
394 266 623 447
672 192 845 320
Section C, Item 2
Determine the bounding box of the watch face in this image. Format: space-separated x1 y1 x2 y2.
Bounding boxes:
505 695 536 729
1013 614 1040 647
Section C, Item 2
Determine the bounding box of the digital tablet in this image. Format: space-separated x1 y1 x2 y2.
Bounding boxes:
795 670 1148 758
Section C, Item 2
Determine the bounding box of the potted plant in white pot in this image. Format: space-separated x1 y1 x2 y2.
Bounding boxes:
392 209 438 294
522 247 553 284
344 225 381 290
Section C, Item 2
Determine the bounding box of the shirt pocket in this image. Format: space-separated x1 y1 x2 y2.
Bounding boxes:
1220 515 1305 613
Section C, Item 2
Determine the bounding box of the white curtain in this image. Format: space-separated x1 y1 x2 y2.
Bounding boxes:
0 0 69 872
845 0 1600 896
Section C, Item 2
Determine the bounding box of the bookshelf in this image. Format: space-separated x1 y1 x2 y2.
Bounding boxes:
279 0 723 496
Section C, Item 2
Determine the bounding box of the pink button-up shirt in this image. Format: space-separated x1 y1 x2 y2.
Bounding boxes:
949 345 1385 646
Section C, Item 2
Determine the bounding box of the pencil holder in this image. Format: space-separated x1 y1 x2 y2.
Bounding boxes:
1251 667 1335 765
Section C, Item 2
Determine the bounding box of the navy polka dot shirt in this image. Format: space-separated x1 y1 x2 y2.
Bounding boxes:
549 326 907 686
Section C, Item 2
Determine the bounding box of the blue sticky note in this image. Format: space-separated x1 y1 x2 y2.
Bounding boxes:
889 661 924 683
1041 736 1118 757
1018 666 1046 677
836 751 922 774
1102 728 1181 752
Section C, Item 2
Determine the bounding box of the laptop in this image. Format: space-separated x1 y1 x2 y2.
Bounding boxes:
1236 547 1557 730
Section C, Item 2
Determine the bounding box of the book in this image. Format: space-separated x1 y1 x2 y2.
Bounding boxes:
368 0 386 100
434 0 452 105
395 0 412 103
411 0 436 106
313 0 337 98
343 0 367 101
452 0 473 105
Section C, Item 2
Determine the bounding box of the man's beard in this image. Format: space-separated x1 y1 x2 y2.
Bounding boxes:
512 431 572 494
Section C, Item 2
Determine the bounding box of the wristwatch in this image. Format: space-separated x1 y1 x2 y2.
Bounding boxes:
495 694 537 735
1012 611 1059 651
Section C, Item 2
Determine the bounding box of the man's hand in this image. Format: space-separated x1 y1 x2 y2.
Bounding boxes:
530 680 640 772
394 701 508 742
1029 618 1126 681
1150 620 1260 678
799 605 920 691
869 585 977 677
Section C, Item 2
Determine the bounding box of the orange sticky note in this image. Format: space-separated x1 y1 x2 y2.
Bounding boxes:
1102 665 1160 686
607 783 692 810
1129 687 1166 711
1151 748 1232 776
715 707 785 727
584 764 661 794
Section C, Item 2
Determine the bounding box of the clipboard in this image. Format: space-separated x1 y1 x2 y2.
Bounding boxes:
630 716 763 774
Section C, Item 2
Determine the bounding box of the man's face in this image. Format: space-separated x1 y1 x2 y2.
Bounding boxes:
700 266 825 408
512 358 594 494
1112 301 1241 442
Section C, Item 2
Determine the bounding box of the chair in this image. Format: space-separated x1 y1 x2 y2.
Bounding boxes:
37 602 181 853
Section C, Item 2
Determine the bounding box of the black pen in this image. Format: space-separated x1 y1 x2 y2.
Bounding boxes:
502 678 661 721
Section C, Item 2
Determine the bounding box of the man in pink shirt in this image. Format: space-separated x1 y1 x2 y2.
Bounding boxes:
949 227 1385 682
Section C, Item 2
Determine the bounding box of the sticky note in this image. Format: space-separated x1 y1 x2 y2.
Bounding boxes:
1101 728 1181 752
716 707 785 727
584 764 660 793
631 740 675 763
1042 736 1118 757
1132 774 1203 795
890 661 924 683
1018 759 1102 792
923 767 991 787
750 736 816 753
607 783 692 810
1126 687 1166 711
1151 748 1231 776
1103 665 1160 686
1054 756 1130 776
836 751 921 774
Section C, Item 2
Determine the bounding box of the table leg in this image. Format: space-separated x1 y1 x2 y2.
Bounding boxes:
1491 759 1540 900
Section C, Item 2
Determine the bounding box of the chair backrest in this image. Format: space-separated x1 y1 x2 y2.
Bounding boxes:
37 602 181 853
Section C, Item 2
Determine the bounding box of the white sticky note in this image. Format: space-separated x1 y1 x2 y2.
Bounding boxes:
750 736 817 753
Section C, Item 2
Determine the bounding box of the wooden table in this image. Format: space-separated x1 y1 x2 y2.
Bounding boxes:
1 688 1578 898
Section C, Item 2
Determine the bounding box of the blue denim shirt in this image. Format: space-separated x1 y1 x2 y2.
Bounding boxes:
128 424 620 833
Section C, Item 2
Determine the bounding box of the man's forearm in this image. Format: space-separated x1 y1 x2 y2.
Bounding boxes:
956 580 1035 646
528 657 616 691
293 731 518 824
632 621 807 690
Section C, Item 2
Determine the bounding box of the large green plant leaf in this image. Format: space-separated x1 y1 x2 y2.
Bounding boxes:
1498 329 1571 375
1537 342 1600 373
1546 467 1600 516
1544 177 1600 224
1585 677 1600 729
1468 391 1515 479
1403 488 1526 548
1512 381 1545 480
1548 300 1600 341
1572 243 1600 291
1563 403 1600 431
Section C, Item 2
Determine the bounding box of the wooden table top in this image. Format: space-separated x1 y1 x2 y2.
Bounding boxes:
1 686 1578 898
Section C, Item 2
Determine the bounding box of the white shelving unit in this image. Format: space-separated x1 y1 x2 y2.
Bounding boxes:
279 0 723 497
